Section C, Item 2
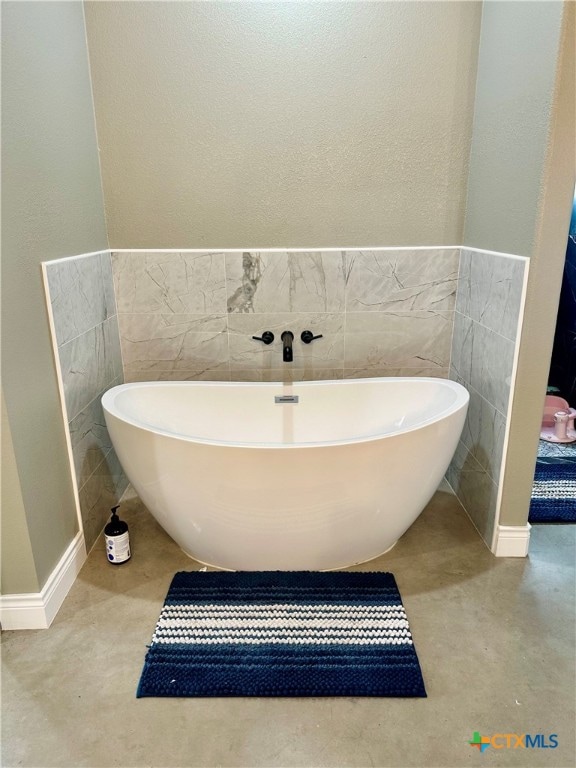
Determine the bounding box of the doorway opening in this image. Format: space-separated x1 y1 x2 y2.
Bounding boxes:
530 189 576 524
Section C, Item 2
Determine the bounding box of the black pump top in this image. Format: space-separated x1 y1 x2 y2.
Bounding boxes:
105 505 128 536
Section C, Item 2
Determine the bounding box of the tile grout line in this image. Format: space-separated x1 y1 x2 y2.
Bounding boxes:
107 251 127 382
222 252 233 380
447 247 463 375
76 444 124 496
450 368 509 421
68 376 122 426
453 308 520 345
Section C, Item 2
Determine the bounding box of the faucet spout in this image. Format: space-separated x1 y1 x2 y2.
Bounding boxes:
281 331 294 363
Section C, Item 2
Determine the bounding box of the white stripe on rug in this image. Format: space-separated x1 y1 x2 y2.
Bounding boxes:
162 603 407 614
532 483 576 499
156 617 410 630
152 636 414 645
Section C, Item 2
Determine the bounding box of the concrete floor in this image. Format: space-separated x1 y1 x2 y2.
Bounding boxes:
2 488 575 768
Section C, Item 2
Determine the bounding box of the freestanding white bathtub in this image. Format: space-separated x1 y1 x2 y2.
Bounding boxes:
102 378 468 570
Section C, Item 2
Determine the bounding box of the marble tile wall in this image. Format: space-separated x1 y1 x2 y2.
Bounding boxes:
44 252 128 551
111 249 459 382
43 246 528 555
447 248 527 545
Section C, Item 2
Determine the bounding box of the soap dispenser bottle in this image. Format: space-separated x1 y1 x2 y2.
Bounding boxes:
105 505 131 564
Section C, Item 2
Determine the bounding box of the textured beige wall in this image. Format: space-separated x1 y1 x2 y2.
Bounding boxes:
85 1 481 249
1 1 109 590
1 392 39 595
464 1 566 256
498 2 575 528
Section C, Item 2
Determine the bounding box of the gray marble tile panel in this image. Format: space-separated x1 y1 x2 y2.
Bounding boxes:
46 252 116 346
59 316 122 420
106 315 124 381
455 249 471 317
449 367 467 389
345 249 459 312
78 448 128 552
457 385 506 483
457 249 525 341
124 370 231 383
88 446 128 497
469 321 515 415
227 312 344 335
345 310 452 335
447 458 498 546
118 314 229 373
101 252 118 318
68 378 121 487
112 251 227 314
455 249 471 314
119 312 227 338
450 312 474 384
343 367 448 379
230 369 345 383
344 312 452 370
446 439 485 480
291 334 344 371
226 251 346 313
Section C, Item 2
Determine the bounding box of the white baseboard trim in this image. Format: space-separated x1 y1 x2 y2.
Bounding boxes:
493 523 531 557
0 532 86 630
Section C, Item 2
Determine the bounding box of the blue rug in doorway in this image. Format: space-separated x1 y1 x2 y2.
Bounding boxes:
136 571 426 698
529 458 576 523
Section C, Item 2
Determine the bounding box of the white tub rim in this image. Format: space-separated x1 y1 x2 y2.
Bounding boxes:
102 377 469 450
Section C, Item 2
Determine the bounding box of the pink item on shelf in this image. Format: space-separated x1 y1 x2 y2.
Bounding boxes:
540 395 576 442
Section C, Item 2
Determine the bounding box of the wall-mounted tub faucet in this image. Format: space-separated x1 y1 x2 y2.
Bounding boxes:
252 331 274 345
281 331 294 362
301 330 323 344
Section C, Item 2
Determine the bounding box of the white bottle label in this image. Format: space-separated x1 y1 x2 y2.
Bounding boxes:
105 532 131 563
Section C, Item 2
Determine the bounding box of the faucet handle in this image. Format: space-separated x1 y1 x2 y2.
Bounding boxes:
300 330 323 344
252 331 274 345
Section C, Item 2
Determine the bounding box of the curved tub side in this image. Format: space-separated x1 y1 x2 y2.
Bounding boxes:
103 397 467 570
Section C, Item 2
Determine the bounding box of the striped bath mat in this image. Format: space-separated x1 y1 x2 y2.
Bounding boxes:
136 571 426 697
530 458 576 523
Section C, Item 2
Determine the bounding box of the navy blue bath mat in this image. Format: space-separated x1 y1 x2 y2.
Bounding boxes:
137 571 426 698
530 458 576 523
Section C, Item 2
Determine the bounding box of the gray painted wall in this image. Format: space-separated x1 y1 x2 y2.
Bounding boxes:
84 1 481 248
464 1 565 256
497 2 575 528
462 0 574 530
1 392 39 595
1 1 109 591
